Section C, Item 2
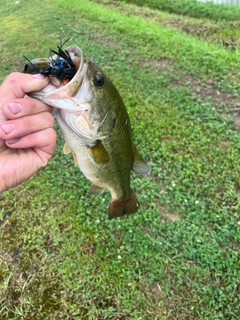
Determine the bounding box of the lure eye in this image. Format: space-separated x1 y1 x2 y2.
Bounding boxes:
94 74 104 87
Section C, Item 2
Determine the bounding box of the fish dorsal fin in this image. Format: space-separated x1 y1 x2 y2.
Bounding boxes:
63 143 78 166
88 184 105 196
90 140 110 165
132 146 151 175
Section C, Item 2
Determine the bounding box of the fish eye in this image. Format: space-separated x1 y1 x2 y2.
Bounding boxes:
94 74 104 87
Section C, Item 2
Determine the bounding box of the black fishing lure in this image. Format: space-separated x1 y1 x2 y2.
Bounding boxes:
23 38 76 84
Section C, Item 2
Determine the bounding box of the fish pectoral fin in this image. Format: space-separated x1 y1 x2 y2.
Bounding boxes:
63 143 78 166
90 140 110 165
88 184 105 196
132 146 151 175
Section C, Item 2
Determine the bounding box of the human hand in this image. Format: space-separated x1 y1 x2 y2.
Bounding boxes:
0 72 57 193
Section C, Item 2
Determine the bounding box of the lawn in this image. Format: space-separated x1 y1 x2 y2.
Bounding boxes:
0 0 239 319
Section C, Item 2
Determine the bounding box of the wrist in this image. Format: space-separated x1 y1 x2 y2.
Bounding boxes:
0 170 10 194
0 182 7 193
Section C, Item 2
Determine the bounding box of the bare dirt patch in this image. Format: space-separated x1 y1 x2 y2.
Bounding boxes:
138 57 240 110
139 58 173 73
171 74 240 108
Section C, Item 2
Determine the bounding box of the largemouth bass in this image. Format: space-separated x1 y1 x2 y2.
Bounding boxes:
24 44 150 219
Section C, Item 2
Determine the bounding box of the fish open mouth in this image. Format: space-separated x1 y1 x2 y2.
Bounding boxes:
27 45 89 112
24 44 113 141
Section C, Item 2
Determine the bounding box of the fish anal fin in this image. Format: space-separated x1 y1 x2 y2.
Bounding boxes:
63 143 78 166
88 184 105 196
108 190 139 219
132 146 151 175
90 141 110 165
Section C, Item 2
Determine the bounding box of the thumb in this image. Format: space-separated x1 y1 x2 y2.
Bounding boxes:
0 72 50 101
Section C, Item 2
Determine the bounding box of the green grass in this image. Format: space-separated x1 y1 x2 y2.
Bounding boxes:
0 0 240 319
122 0 240 21
98 0 240 49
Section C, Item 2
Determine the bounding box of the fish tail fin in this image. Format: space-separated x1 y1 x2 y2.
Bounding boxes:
108 190 139 219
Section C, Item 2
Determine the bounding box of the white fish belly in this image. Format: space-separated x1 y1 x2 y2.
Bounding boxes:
57 111 103 181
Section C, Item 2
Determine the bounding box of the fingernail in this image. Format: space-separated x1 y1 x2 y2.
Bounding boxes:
8 102 23 114
33 73 45 79
1 123 15 134
6 138 19 144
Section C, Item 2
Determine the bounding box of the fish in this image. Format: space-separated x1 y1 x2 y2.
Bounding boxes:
24 44 150 219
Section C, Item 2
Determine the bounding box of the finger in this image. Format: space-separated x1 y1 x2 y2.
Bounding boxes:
0 112 55 140
2 96 53 120
0 72 49 101
5 128 57 165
